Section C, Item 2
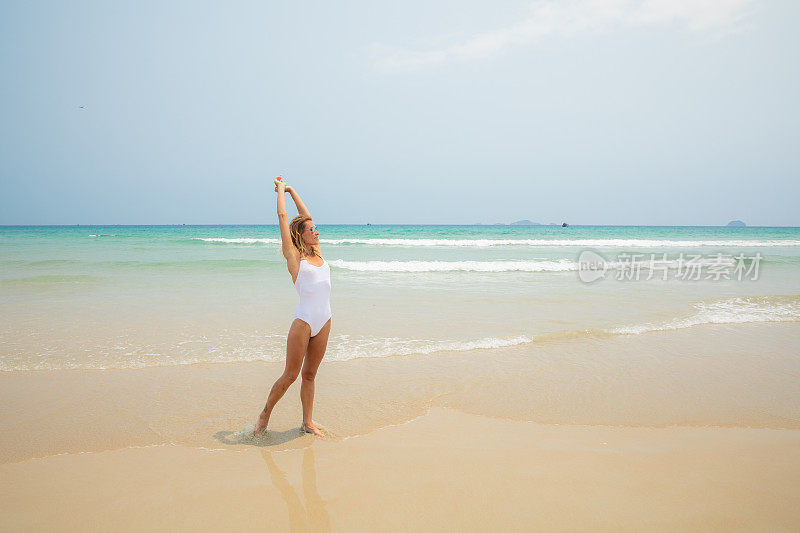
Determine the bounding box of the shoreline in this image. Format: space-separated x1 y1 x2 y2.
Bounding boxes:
2 321 799 465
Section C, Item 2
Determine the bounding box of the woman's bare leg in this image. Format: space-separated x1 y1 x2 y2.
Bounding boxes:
254 319 311 435
300 318 331 436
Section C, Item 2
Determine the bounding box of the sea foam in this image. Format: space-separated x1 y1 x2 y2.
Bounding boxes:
328 259 578 272
610 296 800 334
328 257 736 272
4 296 797 372
194 237 800 247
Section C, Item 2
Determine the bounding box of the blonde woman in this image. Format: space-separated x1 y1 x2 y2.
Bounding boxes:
254 177 331 437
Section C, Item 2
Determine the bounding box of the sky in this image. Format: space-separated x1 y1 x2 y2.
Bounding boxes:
1 0 798 226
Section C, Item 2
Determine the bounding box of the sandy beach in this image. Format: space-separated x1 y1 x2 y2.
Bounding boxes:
3 407 799 532
2 321 799 530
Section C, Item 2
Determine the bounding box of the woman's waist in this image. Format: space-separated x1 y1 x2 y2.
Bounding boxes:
294 300 331 315
294 293 331 305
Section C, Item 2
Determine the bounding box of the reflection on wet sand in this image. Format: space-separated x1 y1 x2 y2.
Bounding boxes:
262 447 331 532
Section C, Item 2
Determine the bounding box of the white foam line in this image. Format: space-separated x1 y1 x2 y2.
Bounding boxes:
611 297 800 335
196 237 281 244
0 334 536 371
194 237 800 247
4 297 797 371
330 259 577 272
328 258 736 272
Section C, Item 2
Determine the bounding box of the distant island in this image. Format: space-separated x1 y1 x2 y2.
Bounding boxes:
726 220 747 227
510 219 542 226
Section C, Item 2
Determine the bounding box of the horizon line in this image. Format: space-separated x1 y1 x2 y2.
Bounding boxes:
2 224 799 229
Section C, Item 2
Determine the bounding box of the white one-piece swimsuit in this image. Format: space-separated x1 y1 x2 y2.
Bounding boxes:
293 257 332 337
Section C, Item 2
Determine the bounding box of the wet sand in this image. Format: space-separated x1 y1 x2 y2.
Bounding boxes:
1 322 799 530
1 407 799 531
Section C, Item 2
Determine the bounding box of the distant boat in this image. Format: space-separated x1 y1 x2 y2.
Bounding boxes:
562 222 569 227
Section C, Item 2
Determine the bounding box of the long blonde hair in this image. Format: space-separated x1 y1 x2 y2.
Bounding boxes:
289 215 317 259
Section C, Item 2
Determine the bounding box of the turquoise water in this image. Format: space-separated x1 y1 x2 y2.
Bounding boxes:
2 225 800 370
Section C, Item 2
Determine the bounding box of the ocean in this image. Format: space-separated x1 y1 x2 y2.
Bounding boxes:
2 224 800 371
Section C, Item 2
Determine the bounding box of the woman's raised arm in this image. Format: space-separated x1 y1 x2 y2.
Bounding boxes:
285 185 311 218
274 178 297 261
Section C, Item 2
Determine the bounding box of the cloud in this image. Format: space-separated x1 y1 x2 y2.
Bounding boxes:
368 0 758 71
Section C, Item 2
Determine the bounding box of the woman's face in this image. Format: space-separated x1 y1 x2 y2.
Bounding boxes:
302 220 320 246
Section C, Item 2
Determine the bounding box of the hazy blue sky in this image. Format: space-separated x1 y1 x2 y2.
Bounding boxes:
1 0 798 225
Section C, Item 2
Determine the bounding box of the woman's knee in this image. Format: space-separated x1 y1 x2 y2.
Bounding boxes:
281 370 300 385
301 369 316 382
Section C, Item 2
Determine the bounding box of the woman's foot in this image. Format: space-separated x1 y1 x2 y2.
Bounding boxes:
253 411 270 436
301 421 325 437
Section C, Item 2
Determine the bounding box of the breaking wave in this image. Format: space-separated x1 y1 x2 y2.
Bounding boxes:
194 237 800 247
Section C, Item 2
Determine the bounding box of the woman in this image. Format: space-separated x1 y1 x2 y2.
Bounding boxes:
254 176 332 437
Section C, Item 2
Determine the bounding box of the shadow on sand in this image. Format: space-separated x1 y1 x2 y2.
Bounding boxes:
213 427 306 447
